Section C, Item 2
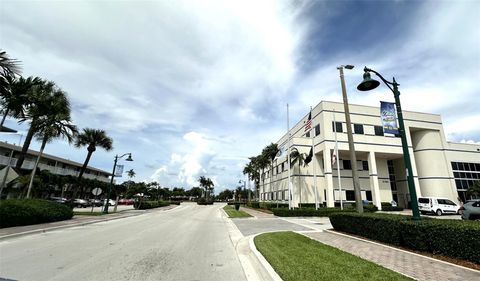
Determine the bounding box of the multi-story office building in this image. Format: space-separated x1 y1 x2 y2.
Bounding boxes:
259 101 480 209
0 141 111 183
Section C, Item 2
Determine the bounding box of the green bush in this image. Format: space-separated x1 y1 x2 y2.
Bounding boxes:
197 198 214 205
0 199 73 228
169 201 181 205
247 202 260 208
329 213 480 263
134 200 170 210
272 207 355 217
381 202 404 211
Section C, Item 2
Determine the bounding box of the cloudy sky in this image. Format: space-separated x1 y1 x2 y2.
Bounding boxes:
1 0 479 192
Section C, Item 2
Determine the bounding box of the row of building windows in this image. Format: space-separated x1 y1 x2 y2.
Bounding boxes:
261 190 374 202
331 122 385 136
452 162 480 172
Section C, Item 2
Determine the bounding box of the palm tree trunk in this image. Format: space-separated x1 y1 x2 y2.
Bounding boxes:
78 150 93 180
15 121 36 171
26 138 47 198
0 108 10 128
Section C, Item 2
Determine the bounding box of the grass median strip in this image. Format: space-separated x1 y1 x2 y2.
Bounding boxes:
254 231 413 281
223 205 252 218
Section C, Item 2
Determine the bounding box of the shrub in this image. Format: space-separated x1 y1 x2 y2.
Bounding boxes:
272 207 355 217
169 201 181 205
258 202 289 210
134 200 170 210
0 199 73 228
329 213 480 263
381 202 404 211
197 198 214 205
247 202 260 208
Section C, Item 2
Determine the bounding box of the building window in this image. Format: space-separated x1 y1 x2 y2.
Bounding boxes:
332 121 343 133
362 161 369 171
315 124 320 136
374 126 384 136
387 160 397 191
452 161 480 202
354 124 364 134
306 131 310 138
366 191 372 201
282 162 285 172
343 160 351 170
346 190 355 201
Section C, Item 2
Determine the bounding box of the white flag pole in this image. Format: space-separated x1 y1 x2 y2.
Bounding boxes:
311 107 318 210
287 104 292 210
333 108 343 210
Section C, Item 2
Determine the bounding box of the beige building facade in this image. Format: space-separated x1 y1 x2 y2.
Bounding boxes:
259 101 480 209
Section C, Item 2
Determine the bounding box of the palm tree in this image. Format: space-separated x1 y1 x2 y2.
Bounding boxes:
25 90 78 198
290 147 307 207
75 128 113 180
198 176 214 200
14 78 57 170
255 153 269 201
262 143 279 205
127 169 136 179
0 50 21 106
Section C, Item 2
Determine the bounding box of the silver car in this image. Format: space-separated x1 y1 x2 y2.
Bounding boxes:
461 200 480 220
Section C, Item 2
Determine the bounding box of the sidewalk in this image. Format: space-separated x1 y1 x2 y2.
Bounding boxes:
304 230 480 281
0 205 178 240
240 207 275 219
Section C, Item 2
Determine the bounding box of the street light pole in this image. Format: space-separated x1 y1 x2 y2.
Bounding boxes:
103 153 133 213
338 65 363 213
357 67 421 220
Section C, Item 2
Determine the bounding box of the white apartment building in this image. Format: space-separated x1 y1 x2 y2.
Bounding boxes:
0 141 111 182
259 101 480 209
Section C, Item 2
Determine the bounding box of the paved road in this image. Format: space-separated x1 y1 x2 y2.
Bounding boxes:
0 203 247 281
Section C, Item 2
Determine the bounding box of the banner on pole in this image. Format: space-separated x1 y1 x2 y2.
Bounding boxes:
380 101 399 135
115 165 124 177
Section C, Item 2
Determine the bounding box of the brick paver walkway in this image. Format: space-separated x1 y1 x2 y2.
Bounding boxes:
304 231 480 281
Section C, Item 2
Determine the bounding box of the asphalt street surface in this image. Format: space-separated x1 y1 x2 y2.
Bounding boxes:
0 202 247 281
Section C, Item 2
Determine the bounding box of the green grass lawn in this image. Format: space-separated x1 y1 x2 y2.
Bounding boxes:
254 232 413 281
223 205 252 218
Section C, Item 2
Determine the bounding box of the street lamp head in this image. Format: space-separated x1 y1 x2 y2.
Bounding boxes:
344 65 354 70
125 153 133 161
357 71 380 91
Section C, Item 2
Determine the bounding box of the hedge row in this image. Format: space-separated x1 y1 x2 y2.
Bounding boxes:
272 207 355 217
197 198 214 205
134 200 170 210
329 213 480 263
0 199 74 228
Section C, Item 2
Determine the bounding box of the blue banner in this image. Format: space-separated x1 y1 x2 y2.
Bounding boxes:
380 101 399 135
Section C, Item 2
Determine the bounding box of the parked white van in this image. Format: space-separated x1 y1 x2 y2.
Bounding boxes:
418 197 460 216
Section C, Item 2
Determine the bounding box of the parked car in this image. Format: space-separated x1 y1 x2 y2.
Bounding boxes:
49 197 71 205
418 197 460 216
74 199 90 208
118 198 134 205
461 200 480 220
103 199 116 206
89 199 103 207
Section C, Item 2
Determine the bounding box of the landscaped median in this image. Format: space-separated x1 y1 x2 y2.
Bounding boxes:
134 200 175 210
254 231 412 281
223 205 252 218
329 213 480 264
0 199 73 228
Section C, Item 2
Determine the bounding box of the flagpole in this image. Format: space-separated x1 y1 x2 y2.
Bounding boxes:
333 109 343 210
287 103 292 210
311 107 318 210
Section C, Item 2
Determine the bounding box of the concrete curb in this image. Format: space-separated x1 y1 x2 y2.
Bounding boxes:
248 233 283 281
325 229 480 274
0 205 180 241
221 206 279 281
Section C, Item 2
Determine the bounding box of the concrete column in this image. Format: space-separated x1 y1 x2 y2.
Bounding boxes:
323 148 334 207
368 151 382 210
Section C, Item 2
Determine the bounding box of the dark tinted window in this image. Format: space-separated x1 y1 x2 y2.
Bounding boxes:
362 161 369 171
451 162 458 170
332 121 343 133
346 190 355 201
418 198 430 204
315 124 320 136
366 191 372 201
343 160 351 170
374 125 384 136
354 124 364 134
306 131 310 138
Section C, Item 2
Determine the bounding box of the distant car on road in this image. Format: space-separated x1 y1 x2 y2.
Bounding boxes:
74 199 90 208
461 200 480 220
118 198 134 205
418 197 460 216
89 199 103 207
